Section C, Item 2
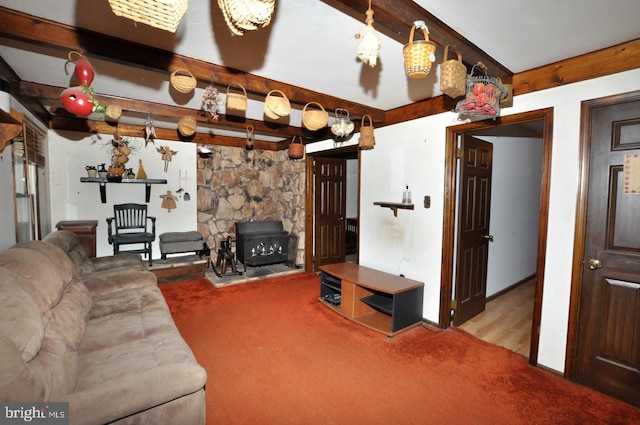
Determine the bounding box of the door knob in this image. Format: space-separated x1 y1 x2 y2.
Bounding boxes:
482 235 494 242
588 258 602 270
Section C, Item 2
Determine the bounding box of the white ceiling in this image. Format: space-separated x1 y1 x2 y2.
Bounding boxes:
1 0 639 141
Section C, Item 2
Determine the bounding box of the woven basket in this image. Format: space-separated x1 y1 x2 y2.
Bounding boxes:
302 102 328 131
178 115 197 136
226 83 248 113
455 64 507 118
440 45 467 98
105 105 122 121
218 0 275 35
288 136 304 159
108 0 188 33
403 25 437 78
264 90 291 119
170 69 197 93
358 114 375 150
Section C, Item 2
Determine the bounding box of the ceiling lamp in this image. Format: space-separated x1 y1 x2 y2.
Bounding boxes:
354 0 381 67
108 0 189 33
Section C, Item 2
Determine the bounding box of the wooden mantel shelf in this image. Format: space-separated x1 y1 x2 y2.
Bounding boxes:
80 177 167 203
373 202 414 217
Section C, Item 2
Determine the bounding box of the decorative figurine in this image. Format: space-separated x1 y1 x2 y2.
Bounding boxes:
157 145 178 172
144 114 157 147
159 191 178 212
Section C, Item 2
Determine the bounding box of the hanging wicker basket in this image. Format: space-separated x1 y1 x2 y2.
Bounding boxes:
226 83 248 113
358 114 375 150
178 115 197 136
403 24 437 78
108 0 188 33
264 90 291 119
455 64 507 119
105 105 122 121
288 136 304 159
218 0 275 36
302 102 328 131
440 45 467 98
170 69 197 93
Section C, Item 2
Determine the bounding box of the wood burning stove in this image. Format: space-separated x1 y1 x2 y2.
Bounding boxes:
236 220 290 267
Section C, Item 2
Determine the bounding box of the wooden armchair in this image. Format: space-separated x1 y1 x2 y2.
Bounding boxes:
107 203 156 265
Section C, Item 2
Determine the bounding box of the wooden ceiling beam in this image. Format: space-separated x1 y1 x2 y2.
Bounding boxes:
20 81 305 139
50 116 286 151
0 6 385 123
323 0 512 81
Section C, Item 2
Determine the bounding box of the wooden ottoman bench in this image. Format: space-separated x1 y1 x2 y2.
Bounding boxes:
159 231 205 261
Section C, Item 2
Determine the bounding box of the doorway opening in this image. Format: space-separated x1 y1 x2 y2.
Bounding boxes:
304 145 359 271
440 108 554 366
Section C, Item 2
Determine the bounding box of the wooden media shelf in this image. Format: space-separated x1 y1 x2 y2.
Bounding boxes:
319 262 424 337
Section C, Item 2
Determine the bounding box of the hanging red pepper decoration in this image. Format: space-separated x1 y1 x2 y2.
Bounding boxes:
68 51 95 86
60 86 94 116
59 84 106 116
74 54 95 86
60 51 105 116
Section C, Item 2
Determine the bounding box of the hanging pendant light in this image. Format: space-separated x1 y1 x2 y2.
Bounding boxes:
354 0 381 67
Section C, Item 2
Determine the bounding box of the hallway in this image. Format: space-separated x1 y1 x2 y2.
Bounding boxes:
459 279 535 357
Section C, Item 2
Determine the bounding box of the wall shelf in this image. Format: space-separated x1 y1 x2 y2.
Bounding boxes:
373 202 414 217
80 177 167 203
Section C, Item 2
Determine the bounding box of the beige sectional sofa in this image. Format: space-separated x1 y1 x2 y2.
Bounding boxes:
0 230 207 425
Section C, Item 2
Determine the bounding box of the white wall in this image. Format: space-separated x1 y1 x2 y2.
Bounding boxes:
48 131 197 259
479 135 542 296
346 159 358 218
312 68 640 374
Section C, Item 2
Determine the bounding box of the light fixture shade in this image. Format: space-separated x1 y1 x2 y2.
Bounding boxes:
108 0 188 33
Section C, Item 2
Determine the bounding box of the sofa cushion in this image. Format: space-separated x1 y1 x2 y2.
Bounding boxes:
83 269 157 302
0 336 46 402
0 267 44 362
43 230 95 275
16 240 79 283
0 245 92 401
0 248 67 314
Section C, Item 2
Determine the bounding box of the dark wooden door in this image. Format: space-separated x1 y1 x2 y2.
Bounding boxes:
453 135 493 326
574 94 640 406
314 157 346 268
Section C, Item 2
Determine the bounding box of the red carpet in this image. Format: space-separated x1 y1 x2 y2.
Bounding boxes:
160 273 640 425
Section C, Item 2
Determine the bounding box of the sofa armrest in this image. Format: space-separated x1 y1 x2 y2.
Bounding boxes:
90 254 144 272
63 363 207 425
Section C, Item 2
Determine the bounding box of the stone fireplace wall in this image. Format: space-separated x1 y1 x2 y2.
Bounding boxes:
196 145 306 266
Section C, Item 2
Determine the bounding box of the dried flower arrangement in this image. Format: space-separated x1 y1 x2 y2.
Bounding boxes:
105 132 141 176
200 85 222 121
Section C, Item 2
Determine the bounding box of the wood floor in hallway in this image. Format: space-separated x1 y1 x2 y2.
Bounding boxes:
459 278 535 357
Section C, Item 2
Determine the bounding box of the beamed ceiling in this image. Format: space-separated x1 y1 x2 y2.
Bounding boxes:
0 0 639 151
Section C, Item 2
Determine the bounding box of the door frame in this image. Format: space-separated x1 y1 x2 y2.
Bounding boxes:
565 89 640 379
440 108 554 366
304 145 360 272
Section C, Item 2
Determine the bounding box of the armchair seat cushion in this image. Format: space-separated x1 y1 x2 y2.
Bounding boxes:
110 232 154 244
